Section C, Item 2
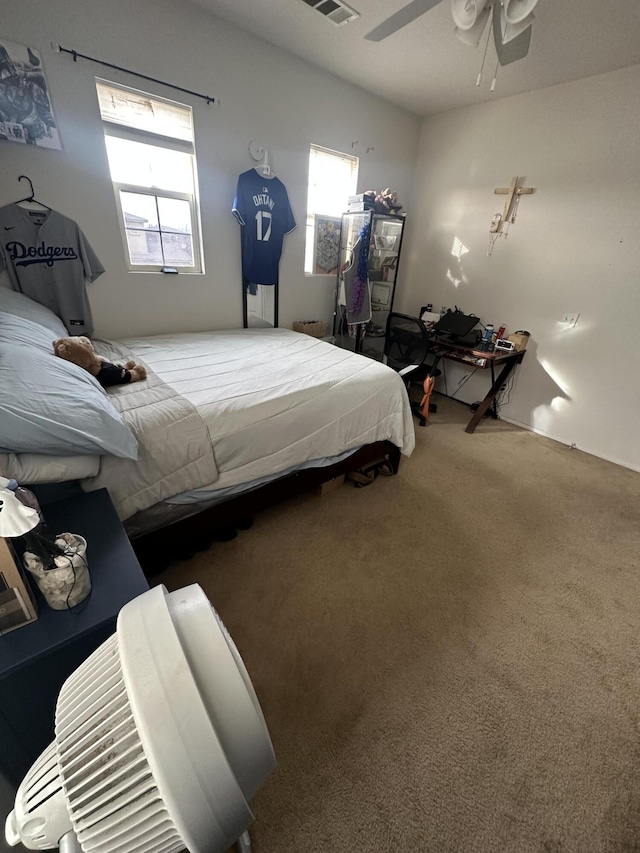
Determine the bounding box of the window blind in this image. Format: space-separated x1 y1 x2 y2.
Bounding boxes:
96 79 193 143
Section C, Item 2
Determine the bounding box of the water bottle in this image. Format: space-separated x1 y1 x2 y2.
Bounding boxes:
482 323 494 350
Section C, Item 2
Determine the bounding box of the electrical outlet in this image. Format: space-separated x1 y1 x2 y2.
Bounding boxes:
561 312 580 327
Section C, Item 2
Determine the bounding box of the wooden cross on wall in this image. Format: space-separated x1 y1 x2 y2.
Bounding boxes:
493 176 535 228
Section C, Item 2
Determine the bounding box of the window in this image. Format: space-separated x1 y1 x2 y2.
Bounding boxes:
96 79 203 274
305 144 358 274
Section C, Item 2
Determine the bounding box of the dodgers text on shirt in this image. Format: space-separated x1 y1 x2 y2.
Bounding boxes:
5 241 79 268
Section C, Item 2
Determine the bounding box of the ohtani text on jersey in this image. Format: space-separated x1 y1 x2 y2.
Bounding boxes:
252 193 275 210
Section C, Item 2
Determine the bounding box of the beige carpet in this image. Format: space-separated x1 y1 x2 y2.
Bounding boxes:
157 397 640 853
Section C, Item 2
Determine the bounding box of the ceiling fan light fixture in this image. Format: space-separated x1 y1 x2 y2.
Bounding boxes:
451 0 490 31
503 0 538 25
454 7 490 46
500 7 533 43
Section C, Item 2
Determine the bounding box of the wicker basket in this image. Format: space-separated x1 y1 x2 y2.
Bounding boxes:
292 320 328 338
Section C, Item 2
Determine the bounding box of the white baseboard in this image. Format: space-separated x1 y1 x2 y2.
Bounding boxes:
499 415 640 474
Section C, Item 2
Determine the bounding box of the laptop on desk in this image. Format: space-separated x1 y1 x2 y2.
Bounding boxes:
449 333 482 349
434 310 480 342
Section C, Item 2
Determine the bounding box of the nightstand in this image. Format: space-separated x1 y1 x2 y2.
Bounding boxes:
0 488 149 787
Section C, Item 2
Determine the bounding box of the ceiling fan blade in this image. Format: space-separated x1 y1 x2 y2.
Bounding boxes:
492 3 532 65
365 0 445 42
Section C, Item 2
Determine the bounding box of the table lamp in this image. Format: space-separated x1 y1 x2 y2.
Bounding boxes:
0 486 40 538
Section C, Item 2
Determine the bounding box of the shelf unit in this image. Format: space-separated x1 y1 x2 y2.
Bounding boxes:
333 210 406 358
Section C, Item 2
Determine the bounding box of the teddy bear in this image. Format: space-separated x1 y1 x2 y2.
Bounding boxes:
53 337 147 387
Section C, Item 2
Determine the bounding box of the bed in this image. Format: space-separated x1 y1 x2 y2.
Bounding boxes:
0 290 415 571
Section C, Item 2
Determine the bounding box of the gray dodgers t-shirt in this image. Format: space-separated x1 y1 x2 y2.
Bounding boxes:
0 204 104 335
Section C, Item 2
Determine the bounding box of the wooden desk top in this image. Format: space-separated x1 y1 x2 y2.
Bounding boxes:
390 322 525 369
429 338 523 368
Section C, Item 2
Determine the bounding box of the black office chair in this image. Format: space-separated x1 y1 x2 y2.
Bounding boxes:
383 313 440 426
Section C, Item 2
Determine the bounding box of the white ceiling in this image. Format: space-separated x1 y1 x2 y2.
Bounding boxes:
189 0 640 116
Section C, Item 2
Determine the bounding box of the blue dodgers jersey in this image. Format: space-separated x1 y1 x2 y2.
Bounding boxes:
232 169 296 285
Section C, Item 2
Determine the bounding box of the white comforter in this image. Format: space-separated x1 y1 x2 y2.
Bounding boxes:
88 329 415 519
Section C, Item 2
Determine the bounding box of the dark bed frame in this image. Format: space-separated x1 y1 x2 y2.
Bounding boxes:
131 440 401 574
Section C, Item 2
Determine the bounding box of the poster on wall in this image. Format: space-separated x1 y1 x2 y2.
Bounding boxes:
0 38 61 149
313 215 341 275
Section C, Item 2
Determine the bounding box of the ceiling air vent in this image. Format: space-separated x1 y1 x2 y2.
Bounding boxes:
302 0 360 27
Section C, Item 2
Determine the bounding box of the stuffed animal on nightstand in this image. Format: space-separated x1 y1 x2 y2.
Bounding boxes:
53 336 147 387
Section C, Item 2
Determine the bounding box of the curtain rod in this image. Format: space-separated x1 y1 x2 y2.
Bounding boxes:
54 44 216 105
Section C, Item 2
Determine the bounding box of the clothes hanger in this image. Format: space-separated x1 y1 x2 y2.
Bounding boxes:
256 150 271 177
16 175 51 210
248 141 273 177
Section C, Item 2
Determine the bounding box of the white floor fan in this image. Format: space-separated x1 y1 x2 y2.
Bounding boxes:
5 585 276 853
366 0 540 67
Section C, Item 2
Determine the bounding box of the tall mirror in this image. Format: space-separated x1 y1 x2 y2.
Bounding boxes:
243 283 277 329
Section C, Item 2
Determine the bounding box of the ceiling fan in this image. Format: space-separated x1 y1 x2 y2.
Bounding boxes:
366 0 539 66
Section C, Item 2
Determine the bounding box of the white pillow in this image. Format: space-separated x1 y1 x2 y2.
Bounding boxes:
0 313 61 353
0 288 139 459
0 343 139 459
0 287 68 337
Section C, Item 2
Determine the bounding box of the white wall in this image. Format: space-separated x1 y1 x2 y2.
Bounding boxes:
0 0 420 338
398 66 640 471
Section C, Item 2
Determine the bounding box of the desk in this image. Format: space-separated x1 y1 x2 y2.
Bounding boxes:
428 338 524 433
0 488 149 786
